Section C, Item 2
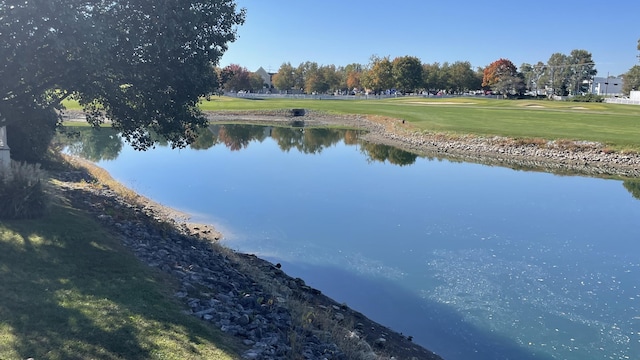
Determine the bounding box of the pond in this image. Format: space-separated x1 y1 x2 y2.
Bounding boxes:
59 124 640 360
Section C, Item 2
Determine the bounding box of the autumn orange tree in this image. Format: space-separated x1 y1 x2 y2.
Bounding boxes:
482 58 524 96
219 64 260 92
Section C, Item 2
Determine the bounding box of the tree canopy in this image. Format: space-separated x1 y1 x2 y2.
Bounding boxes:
623 66 640 94
361 55 393 93
392 56 422 93
0 0 245 152
482 58 524 95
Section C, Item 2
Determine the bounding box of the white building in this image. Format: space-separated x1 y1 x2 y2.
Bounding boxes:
255 67 275 89
590 76 624 97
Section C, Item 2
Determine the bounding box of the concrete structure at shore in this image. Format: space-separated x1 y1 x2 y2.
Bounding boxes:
0 126 10 171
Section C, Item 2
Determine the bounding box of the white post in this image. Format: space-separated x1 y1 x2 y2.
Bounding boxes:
0 126 10 172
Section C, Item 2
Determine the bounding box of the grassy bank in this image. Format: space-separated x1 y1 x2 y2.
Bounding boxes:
0 175 243 359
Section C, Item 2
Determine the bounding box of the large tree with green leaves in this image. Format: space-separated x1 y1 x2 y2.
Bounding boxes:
0 0 245 155
566 49 597 95
422 62 445 93
519 61 546 95
391 56 423 94
448 61 479 93
539 53 571 96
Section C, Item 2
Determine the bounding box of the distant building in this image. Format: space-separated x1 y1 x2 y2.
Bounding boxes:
589 76 624 97
255 67 275 89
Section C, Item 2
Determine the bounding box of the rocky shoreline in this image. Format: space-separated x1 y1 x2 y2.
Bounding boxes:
54 157 443 360
204 110 640 179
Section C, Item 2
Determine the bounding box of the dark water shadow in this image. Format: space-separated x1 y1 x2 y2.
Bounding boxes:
277 260 555 360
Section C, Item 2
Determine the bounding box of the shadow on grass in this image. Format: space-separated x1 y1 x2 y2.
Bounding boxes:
0 202 240 360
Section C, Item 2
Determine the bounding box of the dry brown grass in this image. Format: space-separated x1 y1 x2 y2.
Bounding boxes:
512 137 548 147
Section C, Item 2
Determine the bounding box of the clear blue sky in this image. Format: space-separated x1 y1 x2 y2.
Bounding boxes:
219 0 639 77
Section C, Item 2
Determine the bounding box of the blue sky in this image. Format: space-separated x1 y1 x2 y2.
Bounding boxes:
219 0 639 77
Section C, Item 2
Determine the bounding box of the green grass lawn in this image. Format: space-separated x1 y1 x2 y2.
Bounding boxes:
0 189 242 360
63 96 640 151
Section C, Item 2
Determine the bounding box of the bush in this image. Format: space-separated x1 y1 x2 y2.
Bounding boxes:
5 106 60 163
568 94 604 102
0 161 48 219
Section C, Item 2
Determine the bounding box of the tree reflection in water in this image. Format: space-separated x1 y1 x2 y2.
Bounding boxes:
58 124 640 201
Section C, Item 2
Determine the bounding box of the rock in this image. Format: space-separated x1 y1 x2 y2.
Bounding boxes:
374 337 386 347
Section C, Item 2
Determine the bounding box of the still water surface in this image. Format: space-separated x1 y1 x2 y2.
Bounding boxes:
63 125 640 360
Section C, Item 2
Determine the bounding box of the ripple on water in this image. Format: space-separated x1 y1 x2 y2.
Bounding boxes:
422 241 640 359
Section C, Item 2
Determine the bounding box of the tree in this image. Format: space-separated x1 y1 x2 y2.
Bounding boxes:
448 61 478 93
439 62 452 93
343 63 364 93
361 55 393 94
540 53 571 96
321 65 341 93
520 63 535 92
248 73 266 92
622 65 640 94
219 64 252 92
422 62 445 94
346 71 362 93
0 0 246 154
302 62 324 94
392 56 422 94
272 62 297 91
567 49 597 95
482 58 523 96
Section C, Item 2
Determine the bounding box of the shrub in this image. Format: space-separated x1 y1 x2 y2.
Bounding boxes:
568 94 604 102
0 161 48 219
6 106 60 163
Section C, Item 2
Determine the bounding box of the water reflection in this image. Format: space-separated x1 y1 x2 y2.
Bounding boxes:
57 124 640 201
57 127 123 161
623 179 640 200
57 124 419 166
361 142 418 166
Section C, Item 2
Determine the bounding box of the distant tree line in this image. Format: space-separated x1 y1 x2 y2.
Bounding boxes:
217 39 640 97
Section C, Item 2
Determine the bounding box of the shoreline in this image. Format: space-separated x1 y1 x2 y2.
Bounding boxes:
203 110 640 179
62 108 640 178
